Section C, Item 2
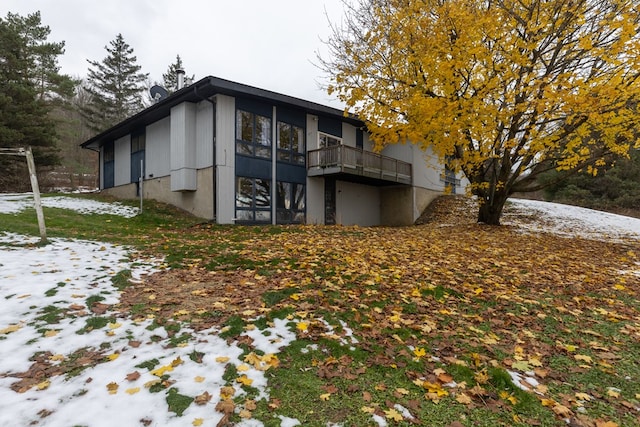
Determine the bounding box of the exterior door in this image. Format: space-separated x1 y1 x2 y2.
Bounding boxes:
324 178 336 225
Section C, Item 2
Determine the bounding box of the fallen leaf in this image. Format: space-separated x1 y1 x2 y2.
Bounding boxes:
36 380 51 391
125 387 140 395
194 391 212 405
236 375 253 386
126 371 141 381
384 408 404 422
0 324 21 335
194 376 205 383
192 419 203 426
215 399 235 414
106 382 119 394
239 409 252 419
320 393 331 401
215 356 230 363
456 393 473 404
220 386 235 400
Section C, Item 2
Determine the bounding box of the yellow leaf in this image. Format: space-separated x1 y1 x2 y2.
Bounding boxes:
456 393 472 404
44 330 58 338
237 364 250 372
220 386 235 400
384 408 404 421
606 388 620 398
192 418 203 426
194 376 205 383
395 388 410 395
215 356 230 363
320 393 331 401
540 399 556 407
361 406 376 414
575 392 592 401
236 375 253 386
108 322 121 329
296 322 308 332
413 347 426 358
144 379 160 388
36 380 51 390
106 382 119 394
239 409 252 419
150 364 173 377
49 354 65 362
107 353 120 361
171 357 184 367
0 324 21 335
474 371 489 384
574 354 593 363
125 387 140 395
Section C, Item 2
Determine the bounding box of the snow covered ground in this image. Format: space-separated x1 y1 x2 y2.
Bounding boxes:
0 194 639 427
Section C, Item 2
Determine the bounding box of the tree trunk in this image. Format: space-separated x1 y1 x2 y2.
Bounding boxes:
477 196 507 225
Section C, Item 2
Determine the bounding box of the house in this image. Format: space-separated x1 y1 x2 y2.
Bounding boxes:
81 75 465 226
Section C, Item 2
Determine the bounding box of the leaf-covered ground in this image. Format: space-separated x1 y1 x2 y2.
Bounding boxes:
112 197 640 427
1 194 639 426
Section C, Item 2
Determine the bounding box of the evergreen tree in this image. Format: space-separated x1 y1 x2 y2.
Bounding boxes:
0 11 74 191
82 33 148 133
162 54 194 93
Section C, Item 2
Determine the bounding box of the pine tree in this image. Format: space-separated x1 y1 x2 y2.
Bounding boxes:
82 33 148 133
162 54 194 93
0 11 74 191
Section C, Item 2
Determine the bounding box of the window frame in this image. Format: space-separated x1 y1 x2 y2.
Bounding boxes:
276 180 306 224
277 121 305 165
236 109 272 159
318 132 342 148
235 176 272 223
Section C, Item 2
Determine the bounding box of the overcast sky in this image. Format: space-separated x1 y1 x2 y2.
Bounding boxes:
1 0 347 108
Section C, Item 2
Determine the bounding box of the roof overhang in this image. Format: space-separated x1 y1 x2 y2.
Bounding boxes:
81 76 363 150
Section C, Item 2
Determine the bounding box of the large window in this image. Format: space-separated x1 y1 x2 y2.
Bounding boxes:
277 122 305 164
131 128 145 184
276 181 305 224
236 110 271 158
236 177 271 223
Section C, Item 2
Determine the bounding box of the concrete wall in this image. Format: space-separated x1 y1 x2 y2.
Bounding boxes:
102 167 214 219
336 180 380 226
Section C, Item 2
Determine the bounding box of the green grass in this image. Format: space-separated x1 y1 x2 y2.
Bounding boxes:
2 194 638 426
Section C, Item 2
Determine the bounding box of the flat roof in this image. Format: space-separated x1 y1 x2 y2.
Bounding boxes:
81 76 362 150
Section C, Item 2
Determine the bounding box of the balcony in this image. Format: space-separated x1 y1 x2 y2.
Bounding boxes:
307 145 412 185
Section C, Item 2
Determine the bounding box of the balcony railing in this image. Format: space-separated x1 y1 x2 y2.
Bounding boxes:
307 145 412 185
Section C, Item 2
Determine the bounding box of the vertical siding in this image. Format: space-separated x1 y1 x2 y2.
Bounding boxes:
170 102 197 191
215 94 236 224
114 135 130 187
341 123 357 148
146 117 171 178
196 101 214 169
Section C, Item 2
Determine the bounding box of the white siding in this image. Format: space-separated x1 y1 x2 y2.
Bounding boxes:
342 123 357 147
215 94 236 224
114 135 130 187
170 102 197 191
196 101 214 169
145 117 170 178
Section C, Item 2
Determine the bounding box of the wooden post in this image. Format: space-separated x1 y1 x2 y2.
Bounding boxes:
25 147 47 243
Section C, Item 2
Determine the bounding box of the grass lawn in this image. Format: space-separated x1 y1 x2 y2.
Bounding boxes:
1 194 639 427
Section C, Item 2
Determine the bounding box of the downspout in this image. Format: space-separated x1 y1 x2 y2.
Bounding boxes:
193 84 217 222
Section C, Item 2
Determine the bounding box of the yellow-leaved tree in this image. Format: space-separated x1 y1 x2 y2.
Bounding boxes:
322 0 640 225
